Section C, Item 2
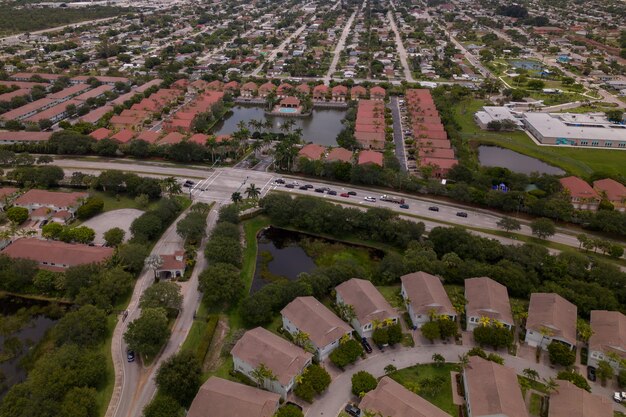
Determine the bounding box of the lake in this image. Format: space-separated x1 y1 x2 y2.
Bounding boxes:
213 105 347 146
478 146 565 175
0 295 65 399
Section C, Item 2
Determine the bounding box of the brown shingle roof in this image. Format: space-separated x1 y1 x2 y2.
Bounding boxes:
401 271 455 317
335 278 397 325
360 377 450 417
231 327 312 385
281 296 352 349
465 277 513 325
548 381 612 417
15 189 88 209
187 377 280 417
465 356 529 417
2 238 113 270
589 310 626 358
526 293 577 346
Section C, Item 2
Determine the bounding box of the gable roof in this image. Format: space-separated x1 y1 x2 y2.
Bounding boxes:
335 278 397 325
326 147 353 163
187 377 280 417
559 176 599 199
401 271 455 317
111 129 135 143
464 356 529 417
593 178 626 202
465 277 513 325
548 381 612 417
231 327 312 385
360 377 450 417
281 296 352 349
15 189 88 208
589 310 626 358
298 143 326 160
526 293 577 346
2 238 114 270
358 150 383 166
90 127 112 141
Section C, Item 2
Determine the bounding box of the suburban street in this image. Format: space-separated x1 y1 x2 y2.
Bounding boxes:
388 96 408 172
324 3 360 84
387 9 415 83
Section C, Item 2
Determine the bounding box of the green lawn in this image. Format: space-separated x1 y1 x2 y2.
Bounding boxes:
454 98 626 178
529 392 542 416
377 285 404 309
388 363 460 416
91 191 160 213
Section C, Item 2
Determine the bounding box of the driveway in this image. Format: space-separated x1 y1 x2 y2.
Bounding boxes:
388 96 408 172
81 209 144 245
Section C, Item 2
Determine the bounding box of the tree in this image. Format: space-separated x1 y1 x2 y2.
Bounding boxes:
176 211 207 244
576 319 593 343
54 305 107 347
421 321 441 343
104 227 125 247
245 183 261 200
385 364 397 374
523 368 539 381
117 243 149 273
530 218 556 239
294 364 331 402
145 254 164 279
198 262 244 307
372 327 389 346
131 213 163 241
329 339 363 369
6 206 28 224
123 307 170 357
140 281 183 317
205 236 241 267
556 370 590 391
497 217 521 233
547 342 575 366
597 360 614 386
143 395 185 417
155 351 202 407
606 109 624 123
59 386 98 417
42 221 64 239
135 194 150 209
351 371 377 397
251 363 277 388
275 405 304 417
618 369 626 388
527 79 545 90
432 353 445 367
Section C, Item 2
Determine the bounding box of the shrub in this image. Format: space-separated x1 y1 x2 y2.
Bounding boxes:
351 371 377 396
329 339 363 369
557 370 590 391
548 342 575 367
75 197 104 220
6 206 28 224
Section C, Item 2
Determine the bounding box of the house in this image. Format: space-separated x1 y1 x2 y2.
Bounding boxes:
155 250 186 279
335 278 398 338
231 327 312 399
0 131 52 145
298 143 326 160
357 150 383 167
465 277 513 331
0 187 18 208
360 377 450 417
548 380 612 417
281 296 353 359
331 85 348 101
135 130 161 144
279 96 300 108
241 82 258 97
464 356 528 417
14 189 88 214
588 310 626 370
525 293 577 350
400 271 456 329
223 81 240 93
2 238 114 271
258 82 276 98
313 84 328 101
276 83 293 98
559 176 600 211
89 127 112 141
326 147 353 163
351 85 367 100
187 377 280 417
159 131 185 145
111 129 135 143
593 178 626 212
296 83 310 95
370 86 386 100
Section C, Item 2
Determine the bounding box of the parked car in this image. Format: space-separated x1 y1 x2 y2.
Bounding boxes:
340 193 350 198
614 392 624 403
587 366 596 382
127 350 135 363
361 337 373 354
428 206 439 212
184 180 195 186
285 184 295 189
344 404 361 417
348 191 357 196
328 190 337 195
299 186 308 190
400 204 409 209
456 212 468 218
39 220 48 229
275 178 285 184
364 196 376 202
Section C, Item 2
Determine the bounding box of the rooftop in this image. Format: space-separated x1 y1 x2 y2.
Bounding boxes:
335 278 396 325
360 377 450 417
401 271 455 317
465 277 513 325
2 238 114 270
526 293 577 346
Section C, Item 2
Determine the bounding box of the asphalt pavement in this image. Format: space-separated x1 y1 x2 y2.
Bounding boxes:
388 96 408 172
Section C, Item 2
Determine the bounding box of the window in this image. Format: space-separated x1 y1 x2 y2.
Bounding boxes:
605 141 613 147
619 143 626 148
581 141 588 145
592 141 599 146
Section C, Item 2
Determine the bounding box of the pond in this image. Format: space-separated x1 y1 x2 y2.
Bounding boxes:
213 105 347 146
509 59 543 71
0 295 65 399
251 227 384 293
478 146 565 175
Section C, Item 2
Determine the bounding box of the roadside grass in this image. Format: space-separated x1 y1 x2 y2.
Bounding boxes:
454 98 626 177
92 191 160 212
388 363 460 416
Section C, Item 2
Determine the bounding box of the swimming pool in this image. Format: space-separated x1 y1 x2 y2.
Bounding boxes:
279 108 298 114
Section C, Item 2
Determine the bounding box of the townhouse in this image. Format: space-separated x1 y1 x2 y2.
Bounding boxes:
525 293 577 350
548 380 612 417
588 310 626 370
14 189 88 214
559 176 600 211
400 271 456 329
465 277 514 331
593 178 626 212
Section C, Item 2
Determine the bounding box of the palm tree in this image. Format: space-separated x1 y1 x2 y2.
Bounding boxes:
543 376 559 393
251 363 277 388
245 183 261 200
458 353 470 369
231 191 243 204
160 176 181 195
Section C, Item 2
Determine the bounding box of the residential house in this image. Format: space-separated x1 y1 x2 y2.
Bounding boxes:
465 277 514 331
370 86 386 100
2 238 114 271
89 127 112 141
593 178 626 212
588 310 626 370
241 82 258 97
548 380 612 417
559 176 600 211
325 147 353 163
335 278 398 338
258 82 276 98
231 327 312 399
313 84 328 101
223 81 240 94
187 377 280 417
298 143 326 160
296 83 310 95
525 293 577 350
281 296 353 359
0 187 18 209
357 150 383 167
135 130 161 144
351 85 366 100
360 377 451 417
463 356 529 417
111 129 135 143
331 85 348 101
400 271 456 329
276 83 293 98
14 189 88 214
0 131 52 145
156 250 186 279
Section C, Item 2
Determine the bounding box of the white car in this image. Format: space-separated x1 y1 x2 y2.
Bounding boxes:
613 392 626 402
364 196 376 202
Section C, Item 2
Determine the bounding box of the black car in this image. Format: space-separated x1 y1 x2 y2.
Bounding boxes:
127 350 135 363
299 185 308 190
361 337 373 354
345 404 361 417
328 190 337 195
275 178 285 184
184 180 195 186
348 191 357 196
315 188 324 193
400 204 409 209
304 184 314 189
587 366 597 382
428 206 439 212
285 184 295 189
456 212 468 218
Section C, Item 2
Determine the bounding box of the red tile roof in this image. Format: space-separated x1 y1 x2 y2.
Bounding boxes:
160 131 185 145
326 147 353 163
111 129 135 143
298 143 326 160
90 127 112 141
593 178 626 202
358 150 384 166
15 189 88 209
2 238 113 270
135 130 161 143
559 176 599 199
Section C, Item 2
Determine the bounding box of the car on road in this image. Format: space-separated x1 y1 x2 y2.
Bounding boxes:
400 204 409 209
315 188 324 193
587 366 596 382
456 212 468 218
285 184 295 189
344 404 361 417
328 190 337 195
127 350 135 363
348 191 357 196
299 186 308 190
304 184 314 189
361 337 372 354
428 206 439 212
275 178 285 184
184 180 195 186
292 181 299 186
340 193 350 198
364 196 376 202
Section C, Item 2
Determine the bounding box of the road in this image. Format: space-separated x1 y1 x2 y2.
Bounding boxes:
107 204 220 417
0 16 118 45
388 96 408 172
445 28 491 78
387 9 415 83
324 3 360 84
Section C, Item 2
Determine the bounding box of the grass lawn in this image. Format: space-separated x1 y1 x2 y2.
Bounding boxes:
529 392 542 416
92 191 160 213
454 98 626 177
180 302 209 353
377 285 404 309
388 363 460 416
